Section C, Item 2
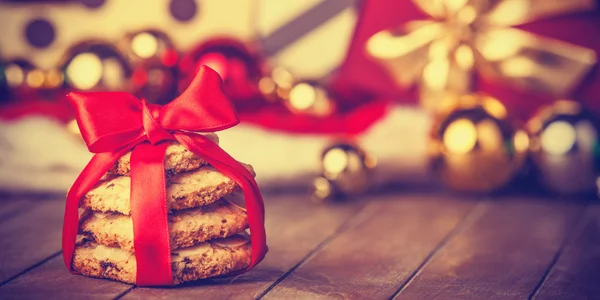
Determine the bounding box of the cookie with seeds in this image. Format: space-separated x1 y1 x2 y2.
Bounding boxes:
72 234 251 285
81 163 255 215
108 133 219 176
80 198 248 252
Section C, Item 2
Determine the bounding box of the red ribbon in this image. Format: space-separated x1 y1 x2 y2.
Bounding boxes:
62 66 267 286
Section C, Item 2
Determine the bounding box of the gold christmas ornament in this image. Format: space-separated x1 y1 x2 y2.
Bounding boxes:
320 142 377 197
429 94 528 192
527 100 600 196
286 81 336 117
62 42 131 91
367 0 597 111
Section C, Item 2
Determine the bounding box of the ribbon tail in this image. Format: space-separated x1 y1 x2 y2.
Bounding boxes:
175 133 267 273
62 151 125 273
130 142 173 286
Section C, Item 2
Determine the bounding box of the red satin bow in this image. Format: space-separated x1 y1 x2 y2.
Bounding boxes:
62 66 267 286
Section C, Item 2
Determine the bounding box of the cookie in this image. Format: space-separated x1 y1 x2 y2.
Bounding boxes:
80 198 248 252
81 163 255 215
72 234 251 285
108 133 219 176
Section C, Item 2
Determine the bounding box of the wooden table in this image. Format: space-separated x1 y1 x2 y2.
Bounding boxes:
1 191 599 299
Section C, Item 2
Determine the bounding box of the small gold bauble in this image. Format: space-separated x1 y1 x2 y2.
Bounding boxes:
429 94 528 192
61 42 132 92
527 100 600 196
285 81 336 117
320 142 376 196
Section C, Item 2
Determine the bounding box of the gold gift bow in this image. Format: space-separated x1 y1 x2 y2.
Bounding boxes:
366 0 598 110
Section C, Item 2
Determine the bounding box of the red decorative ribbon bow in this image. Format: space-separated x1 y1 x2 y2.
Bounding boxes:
62 66 267 286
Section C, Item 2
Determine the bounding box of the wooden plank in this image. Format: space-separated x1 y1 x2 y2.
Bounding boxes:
396 198 586 300
122 193 366 300
533 205 600 300
0 200 32 223
0 256 131 300
0 193 54 222
262 193 479 300
0 199 65 284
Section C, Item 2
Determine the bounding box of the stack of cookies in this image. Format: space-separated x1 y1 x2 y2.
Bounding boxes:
72 133 254 284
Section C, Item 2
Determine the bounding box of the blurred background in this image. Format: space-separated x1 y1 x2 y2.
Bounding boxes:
0 0 599 201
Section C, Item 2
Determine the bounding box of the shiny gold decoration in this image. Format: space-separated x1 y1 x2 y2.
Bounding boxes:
319 142 376 198
286 81 336 117
123 31 173 62
527 100 600 195
3 61 63 90
429 94 527 192
367 0 598 111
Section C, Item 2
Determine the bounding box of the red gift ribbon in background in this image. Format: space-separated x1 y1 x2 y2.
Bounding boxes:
62 66 267 286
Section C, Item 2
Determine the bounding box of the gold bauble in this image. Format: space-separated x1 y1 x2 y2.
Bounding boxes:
429 94 528 192
320 142 376 196
285 81 336 117
61 41 132 92
527 100 600 196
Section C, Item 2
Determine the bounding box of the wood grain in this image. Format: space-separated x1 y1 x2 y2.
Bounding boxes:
533 205 600 300
0 199 64 284
396 198 585 300
123 194 366 300
262 194 478 300
0 255 131 300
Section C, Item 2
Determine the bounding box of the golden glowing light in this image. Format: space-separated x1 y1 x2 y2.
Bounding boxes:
486 0 529 26
131 33 159 59
514 130 530 152
446 0 469 12
444 118 477 154
500 56 536 77
5 64 24 87
67 53 103 90
258 77 276 95
289 83 316 110
271 67 294 89
45 69 64 88
313 177 333 200
541 121 576 155
455 44 474 70
456 5 477 24
102 58 124 89
482 98 507 119
367 23 443 59
323 148 349 176
423 59 449 90
478 29 527 61
26 70 45 88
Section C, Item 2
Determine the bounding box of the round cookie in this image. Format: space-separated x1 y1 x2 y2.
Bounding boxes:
80 198 248 252
108 133 219 177
72 234 251 285
81 163 255 215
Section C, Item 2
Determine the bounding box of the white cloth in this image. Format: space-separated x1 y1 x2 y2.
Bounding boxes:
0 106 433 193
